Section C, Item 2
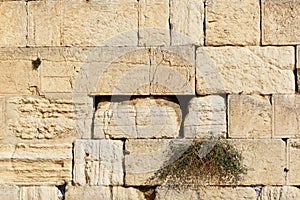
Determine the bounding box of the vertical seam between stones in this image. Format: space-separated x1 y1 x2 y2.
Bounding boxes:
137 0 140 47
294 45 298 93
271 95 274 138
26 0 29 46
260 0 263 46
168 0 172 46
203 0 207 46
226 94 229 139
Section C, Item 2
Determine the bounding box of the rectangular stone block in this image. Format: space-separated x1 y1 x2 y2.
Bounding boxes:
196 47 295 94
74 139 124 186
62 1 138 46
273 95 300 138
184 95 226 138
138 0 170 46
205 0 260 46
0 185 19 200
262 0 300 45
20 186 59 200
28 1 61 46
112 187 145 200
288 139 300 185
229 95 272 138
258 186 300 200
170 0 204 45
94 98 181 139
0 143 72 185
65 186 111 200
0 2 27 47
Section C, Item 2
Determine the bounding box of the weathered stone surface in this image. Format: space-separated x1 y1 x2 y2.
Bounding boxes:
258 186 300 200
0 97 4 139
113 187 145 200
65 186 111 200
0 143 72 185
288 140 300 185
170 0 204 45
273 95 300 138
28 1 61 46
206 0 260 46
0 185 19 200
62 1 138 46
74 139 123 186
20 186 60 200
262 0 300 45
156 186 256 200
139 0 170 46
184 95 226 138
229 95 272 138
94 98 181 139
196 47 295 94
0 2 26 47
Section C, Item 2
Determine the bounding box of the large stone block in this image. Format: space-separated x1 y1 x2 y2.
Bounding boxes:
0 185 19 200
273 95 300 138
170 0 204 45
262 0 300 45
184 95 226 138
112 187 145 200
0 2 27 47
74 139 124 186
258 186 300 200
196 47 295 94
20 186 60 200
94 97 181 139
229 95 272 138
0 143 72 185
288 139 300 185
65 186 111 200
205 0 260 45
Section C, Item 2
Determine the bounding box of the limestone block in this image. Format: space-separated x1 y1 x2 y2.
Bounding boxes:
184 95 226 138
262 0 300 45
0 143 72 185
139 0 170 46
0 185 19 200
196 47 295 94
28 1 61 46
62 1 138 46
155 186 198 200
229 95 272 138
0 97 4 139
288 140 300 185
112 187 145 200
205 0 260 46
94 98 181 139
74 139 124 186
258 186 300 200
20 186 59 200
0 2 26 47
65 186 111 200
273 95 300 138
170 0 204 45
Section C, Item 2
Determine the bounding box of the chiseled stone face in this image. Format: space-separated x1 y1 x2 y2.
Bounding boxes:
258 186 300 200
0 185 19 200
288 140 300 185
112 187 146 200
65 186 111 200
262 0 300 45
20 186 60 200
205 0 260 46
196 46 295 94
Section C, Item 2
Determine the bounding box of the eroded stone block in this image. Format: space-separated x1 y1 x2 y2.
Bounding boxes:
113 187 145 200
258 186 300 200
65 186 111 200
0 185 19 200
288 140 300 185
20 186 59 200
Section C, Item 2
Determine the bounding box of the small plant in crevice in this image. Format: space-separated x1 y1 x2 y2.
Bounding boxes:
32 57 41 70
148 139 248 189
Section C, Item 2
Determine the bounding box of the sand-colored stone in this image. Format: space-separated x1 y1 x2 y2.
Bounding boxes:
94 98 181 139
113 187 145 200
258 186 300 200
184 95 226 138
205 0 260 46
273 95 300 138
0 97 4 139
20 186 60 200
0 2 27 47
170 0 204 45
139 0 170 46
196 47 295 94
288 140 300 185
0 143 72 185
229 95 272 138
65 186 111 200
262 0 300 45
74 139 124 186
0 185 19 200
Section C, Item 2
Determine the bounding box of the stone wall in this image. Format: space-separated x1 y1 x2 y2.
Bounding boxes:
1 0 300 199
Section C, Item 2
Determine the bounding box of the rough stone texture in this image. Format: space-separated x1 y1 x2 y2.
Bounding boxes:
0 2 27 47
170 0 204 45
74 139 123 186
65 186 111 200
196 47 295 94
28 1 61 46
139 0 170 46
258 186 300 200
262 0 300 45
0 143 72 185
229 95 272 138
156 186 256 200
62 1 138 46
273 95 300 138
184 95 226 138
112 187 146 200
288 140 300 185
0 97 4 139
94 98 181 139
0 185 19 200
205 0 260 46
20 186 60 200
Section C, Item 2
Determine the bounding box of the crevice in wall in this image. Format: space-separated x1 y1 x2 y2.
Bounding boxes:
122 138 127 187
294 45 298 93
137 0 140 46
91 96 96 138
57 184 66 200
259 0 263 46
177 95 193 138
225 94 229 138
168 0 172 46
25 0 28 46
282 138 289 185
136 186 157 200
203 0 207 46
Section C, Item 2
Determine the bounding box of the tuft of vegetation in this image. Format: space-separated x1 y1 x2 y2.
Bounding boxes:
32 57 41 70
149 139 247 189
